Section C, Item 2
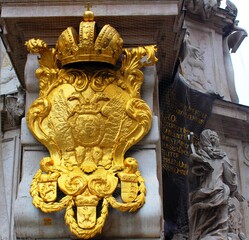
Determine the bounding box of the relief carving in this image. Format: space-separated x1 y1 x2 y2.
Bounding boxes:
6 85 25 118
243 145 249 167
228 204 248 240
181 32 214 93
25 7 157 239
1 86 25 130
0 47 20 95
185 0 221 20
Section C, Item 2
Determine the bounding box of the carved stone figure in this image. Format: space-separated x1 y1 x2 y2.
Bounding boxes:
223 20 247 103
6 85 25 117
228 204 248 240
181 32 210 91
2 86 25 129
0 53 20 95
226 0 238 17
188 129 244 240
185 0 221 20
172 233 189 240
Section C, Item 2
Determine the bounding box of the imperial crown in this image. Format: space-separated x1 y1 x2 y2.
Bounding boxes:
56 7 123 66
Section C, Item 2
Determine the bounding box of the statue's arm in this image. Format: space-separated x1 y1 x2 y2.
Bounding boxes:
189 152 213 176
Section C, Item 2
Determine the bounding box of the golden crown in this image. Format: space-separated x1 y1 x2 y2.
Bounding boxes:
56 7 123 66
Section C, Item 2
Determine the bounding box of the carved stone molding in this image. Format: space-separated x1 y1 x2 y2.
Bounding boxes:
243 145 249 167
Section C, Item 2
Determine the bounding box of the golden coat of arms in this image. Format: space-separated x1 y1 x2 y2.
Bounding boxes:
26 6 157 239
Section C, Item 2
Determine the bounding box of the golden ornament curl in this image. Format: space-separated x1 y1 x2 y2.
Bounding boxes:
25 38 48 54
30 169 72 213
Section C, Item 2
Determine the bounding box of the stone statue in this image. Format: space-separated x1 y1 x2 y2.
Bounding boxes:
223 19 247 103
188 129 244 240
185 0 221 20
228 204 248 240
6 85 25 118
226 0 238 17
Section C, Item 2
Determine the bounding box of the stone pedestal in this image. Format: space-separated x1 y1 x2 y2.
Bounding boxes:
14 55 162 239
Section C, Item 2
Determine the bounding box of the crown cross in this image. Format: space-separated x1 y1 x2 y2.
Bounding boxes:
85 2 92 11
83 2 94 22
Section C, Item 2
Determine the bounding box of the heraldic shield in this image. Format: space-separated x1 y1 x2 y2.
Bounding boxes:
26 6 157 239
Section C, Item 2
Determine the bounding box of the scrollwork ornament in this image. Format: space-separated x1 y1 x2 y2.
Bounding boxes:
26 7 157 239
119 45 157 98
25 38 48 54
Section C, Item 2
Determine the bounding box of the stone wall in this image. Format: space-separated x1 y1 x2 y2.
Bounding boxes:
0 129 21 240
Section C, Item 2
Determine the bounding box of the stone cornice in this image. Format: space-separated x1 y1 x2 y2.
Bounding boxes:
0 1 184 87
186 8 236 35
206 99 249 141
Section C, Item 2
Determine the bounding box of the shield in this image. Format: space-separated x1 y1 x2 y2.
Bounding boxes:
119 172 139 203
77 206 97 229
39 181 57 202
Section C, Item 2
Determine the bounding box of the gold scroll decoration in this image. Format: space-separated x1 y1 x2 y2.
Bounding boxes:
26 7 157 239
